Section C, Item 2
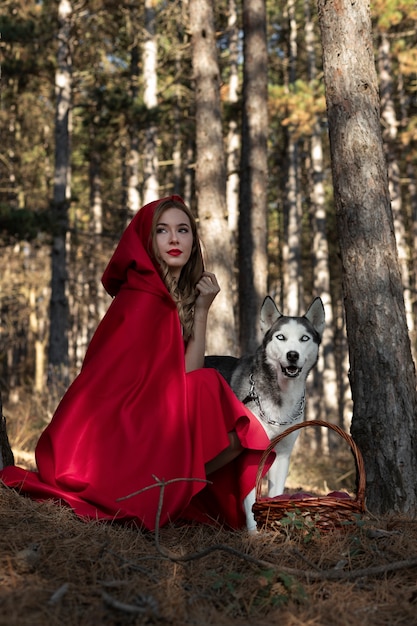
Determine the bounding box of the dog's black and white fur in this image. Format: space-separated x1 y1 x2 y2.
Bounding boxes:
205 296 325 532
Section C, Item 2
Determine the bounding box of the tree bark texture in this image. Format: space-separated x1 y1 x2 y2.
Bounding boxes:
48 0 72 388
317 0 417 514
239 0 269 353
190 0 237 354
143 0 159 205
0 390 14 469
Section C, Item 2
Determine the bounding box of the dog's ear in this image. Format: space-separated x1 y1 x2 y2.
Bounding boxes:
260 296 282 334
304 297 325 338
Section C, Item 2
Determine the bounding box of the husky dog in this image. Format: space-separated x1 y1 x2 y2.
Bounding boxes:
205 296 325 532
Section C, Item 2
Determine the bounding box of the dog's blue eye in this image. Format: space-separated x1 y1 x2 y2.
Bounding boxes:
300 335 310 342
276 334 285 341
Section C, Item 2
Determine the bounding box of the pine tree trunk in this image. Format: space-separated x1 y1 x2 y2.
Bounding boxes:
0 391 14 469
143 0 159 205
226 0 240 236
89 151 106 324
397 70 417 357
48 0 72 391
238 0 269 353
189 0 236 354
378 33 414 344
304 0 339 428
127 43 141 219
317 0 417 514
282 0 302 317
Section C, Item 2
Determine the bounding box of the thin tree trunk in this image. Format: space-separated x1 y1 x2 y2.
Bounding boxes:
378 33 414 343
238 0 269 353
0 390 14 469
397 69 417 357
317 0 417 514
127 42 141 220
143 0 159 205
189 0 236 354
89 150 106 324
48 0 72 392
304 0 339 429
172 51 183 196
282 0 302 316
29 284 48 393
226 0 240 236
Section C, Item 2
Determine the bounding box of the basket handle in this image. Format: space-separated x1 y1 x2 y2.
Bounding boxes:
255 419 366 504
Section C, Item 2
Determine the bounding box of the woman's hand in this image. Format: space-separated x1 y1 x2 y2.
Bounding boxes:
194 271 220 314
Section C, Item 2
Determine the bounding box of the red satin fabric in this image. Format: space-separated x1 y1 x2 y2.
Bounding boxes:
0 197 271 530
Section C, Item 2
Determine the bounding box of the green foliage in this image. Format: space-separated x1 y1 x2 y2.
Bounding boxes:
269 79 327 138
0 205 51 243
372 0 417 30
276 508 321 542
0 14 36 42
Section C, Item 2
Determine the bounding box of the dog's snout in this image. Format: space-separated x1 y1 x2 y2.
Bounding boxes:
287 351 299 363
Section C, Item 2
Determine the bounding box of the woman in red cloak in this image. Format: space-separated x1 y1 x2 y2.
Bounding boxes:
0 196 271 530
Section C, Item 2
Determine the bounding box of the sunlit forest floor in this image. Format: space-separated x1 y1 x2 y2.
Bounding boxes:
1 391 417 625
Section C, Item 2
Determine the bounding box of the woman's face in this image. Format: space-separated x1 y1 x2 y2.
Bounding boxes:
155 207 194 279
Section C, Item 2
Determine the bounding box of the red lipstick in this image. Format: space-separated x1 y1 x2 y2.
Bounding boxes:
168 249 182 256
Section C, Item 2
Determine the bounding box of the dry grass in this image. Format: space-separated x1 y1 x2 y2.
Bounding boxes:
1 486 417 626
1 392 417 625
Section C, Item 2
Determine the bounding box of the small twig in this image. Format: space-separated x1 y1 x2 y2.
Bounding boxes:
116 475 210 502
290 546 322 572
336 468 355 483
101 591 159 616
104 548 160 582
48 582 70 605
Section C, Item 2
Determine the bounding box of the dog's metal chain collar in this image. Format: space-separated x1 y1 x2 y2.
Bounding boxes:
243 373 305 426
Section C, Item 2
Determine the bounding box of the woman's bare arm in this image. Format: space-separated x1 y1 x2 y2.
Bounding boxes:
184 272 220 372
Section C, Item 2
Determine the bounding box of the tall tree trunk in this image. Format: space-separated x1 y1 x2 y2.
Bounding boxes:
226 0 240 236
189 0 236 355
48 0 72 393
378 32 414 346
0 390 14 469
397 69 417 356
304 0 339 429
317 0 417 514
89 149 106 323
238 0 269 353
282 0 302 316
30 283 48 393
143 0 159 205
127 42 141 220
172 50 183 196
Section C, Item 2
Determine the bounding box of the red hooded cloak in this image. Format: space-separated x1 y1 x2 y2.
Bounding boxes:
0 197 271 530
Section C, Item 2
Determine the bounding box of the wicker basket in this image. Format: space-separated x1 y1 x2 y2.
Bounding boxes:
252 419 366 532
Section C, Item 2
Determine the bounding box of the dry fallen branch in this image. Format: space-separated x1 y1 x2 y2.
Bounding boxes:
277 557 417 581
119 477 417 583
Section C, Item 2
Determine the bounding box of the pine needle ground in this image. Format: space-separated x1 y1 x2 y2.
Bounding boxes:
1 483 417 626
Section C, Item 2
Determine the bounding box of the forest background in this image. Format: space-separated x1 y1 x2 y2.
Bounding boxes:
0 0 417 462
